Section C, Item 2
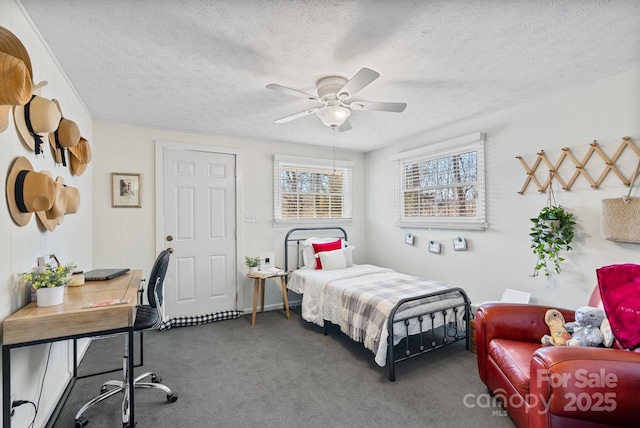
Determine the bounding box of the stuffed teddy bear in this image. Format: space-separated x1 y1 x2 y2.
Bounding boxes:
564 306 605 347
541 309 572 345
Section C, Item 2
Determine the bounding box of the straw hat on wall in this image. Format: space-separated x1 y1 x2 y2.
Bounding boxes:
69 137 92 176
14 90 62 154
0 26 33 132
35 171 67 231
53 176 80 226
6 156 55 226
48 99 80 165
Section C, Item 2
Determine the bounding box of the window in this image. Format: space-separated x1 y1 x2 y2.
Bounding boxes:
391 132 487 230
273 155 353 223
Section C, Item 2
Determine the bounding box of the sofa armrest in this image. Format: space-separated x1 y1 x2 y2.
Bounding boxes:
530 346 640 427
475 303 574 383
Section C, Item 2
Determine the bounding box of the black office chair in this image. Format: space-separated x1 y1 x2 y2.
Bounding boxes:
75 249 178 428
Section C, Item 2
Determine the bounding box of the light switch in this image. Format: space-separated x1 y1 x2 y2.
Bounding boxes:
245 212 258 223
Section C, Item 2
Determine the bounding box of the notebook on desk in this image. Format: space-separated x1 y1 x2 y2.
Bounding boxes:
83 268 130 281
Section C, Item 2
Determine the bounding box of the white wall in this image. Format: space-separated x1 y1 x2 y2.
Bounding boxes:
365 68 640 309
92 120 367 312
0 0 94 426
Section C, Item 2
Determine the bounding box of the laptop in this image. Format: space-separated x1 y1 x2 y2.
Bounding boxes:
83 268 130 281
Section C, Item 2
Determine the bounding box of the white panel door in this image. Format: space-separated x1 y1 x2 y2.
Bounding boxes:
162 148 237 318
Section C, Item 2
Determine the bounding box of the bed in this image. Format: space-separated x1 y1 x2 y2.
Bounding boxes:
284 227 471 381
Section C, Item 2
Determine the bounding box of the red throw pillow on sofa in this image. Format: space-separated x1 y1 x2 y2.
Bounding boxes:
312 239 342 269
596 263 640 350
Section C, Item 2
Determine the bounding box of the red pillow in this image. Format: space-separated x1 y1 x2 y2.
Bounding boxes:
596 264 640 350
312 239 342 269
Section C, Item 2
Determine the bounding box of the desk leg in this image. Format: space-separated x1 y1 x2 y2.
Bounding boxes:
251 278 259 327
3 345 10 428
280 277 291 320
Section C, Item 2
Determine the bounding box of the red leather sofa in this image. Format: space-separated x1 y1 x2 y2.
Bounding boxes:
475 288 640 428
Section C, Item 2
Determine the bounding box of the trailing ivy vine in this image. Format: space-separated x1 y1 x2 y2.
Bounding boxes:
529 174 576 277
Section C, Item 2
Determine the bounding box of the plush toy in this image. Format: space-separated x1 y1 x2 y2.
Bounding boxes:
564 306 605 347
541 309 572 346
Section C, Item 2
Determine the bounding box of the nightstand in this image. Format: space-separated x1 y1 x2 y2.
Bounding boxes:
247 270 291 326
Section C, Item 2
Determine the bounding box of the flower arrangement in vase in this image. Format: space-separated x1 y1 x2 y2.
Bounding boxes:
23 263 76 306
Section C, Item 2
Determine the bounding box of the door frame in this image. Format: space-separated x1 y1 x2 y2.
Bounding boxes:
154 140 245 311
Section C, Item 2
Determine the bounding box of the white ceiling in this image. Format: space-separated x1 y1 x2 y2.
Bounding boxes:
17 0 640 152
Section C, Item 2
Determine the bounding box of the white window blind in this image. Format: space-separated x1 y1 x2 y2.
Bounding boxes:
391 132 487 230
273 155 353 223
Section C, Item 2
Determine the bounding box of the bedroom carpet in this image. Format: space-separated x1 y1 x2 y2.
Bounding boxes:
49 310 516 428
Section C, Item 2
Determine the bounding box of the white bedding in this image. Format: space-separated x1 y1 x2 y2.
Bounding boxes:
287 264 467 366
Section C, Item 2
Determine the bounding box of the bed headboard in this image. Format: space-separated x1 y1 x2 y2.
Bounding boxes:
284 227 348 272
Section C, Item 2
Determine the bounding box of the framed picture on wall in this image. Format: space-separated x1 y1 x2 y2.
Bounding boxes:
112 173 141 208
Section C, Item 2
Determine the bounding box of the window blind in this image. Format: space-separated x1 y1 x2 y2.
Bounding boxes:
273 155 353 223
391 132 487 230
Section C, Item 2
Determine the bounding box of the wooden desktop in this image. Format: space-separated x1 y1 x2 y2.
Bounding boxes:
2 269 141 427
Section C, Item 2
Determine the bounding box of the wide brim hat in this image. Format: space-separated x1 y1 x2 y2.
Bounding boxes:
0 26 33 77
6 156 55 226
69 137 91 176
35 171 66 231
53 176 80 225
0 26 34 133
0 52 32 132
48 99 80 164
14 85 61 153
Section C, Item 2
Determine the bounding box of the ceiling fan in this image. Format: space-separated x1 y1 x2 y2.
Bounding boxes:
266 67 407 131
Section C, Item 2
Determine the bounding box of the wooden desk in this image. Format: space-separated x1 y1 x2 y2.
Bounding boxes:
2 269 141 427
248 271 291 326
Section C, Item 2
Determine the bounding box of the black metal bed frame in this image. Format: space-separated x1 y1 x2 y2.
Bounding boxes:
284 227 471 381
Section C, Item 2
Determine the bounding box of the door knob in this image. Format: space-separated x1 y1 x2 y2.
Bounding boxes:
166 235 173 241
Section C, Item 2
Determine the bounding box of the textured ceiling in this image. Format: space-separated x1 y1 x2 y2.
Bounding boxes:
17 0 640 152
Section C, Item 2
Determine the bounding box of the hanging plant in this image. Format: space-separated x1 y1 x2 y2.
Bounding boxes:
529 174 576 277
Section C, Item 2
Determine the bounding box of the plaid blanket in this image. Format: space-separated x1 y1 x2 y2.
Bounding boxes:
339 275 464 359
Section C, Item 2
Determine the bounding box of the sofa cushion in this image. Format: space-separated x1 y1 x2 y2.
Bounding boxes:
489 339 541 397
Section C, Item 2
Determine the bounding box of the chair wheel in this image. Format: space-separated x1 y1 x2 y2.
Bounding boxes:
75 416 88 428
167 393 178 403
151 374 162 383
100 385 108 393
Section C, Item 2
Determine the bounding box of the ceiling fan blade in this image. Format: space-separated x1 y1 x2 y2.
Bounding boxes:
348 101 407 112
274 108 319 123
337 68 380 99
266 83 319 101
337 120 352 132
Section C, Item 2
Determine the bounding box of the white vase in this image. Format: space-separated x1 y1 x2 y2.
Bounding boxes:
249 266 258 274
36 286 64 307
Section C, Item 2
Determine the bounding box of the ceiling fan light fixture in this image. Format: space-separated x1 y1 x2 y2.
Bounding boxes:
316 104 351 127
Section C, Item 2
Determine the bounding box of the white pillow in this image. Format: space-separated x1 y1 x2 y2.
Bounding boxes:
300 237 346 269
317 246 354 270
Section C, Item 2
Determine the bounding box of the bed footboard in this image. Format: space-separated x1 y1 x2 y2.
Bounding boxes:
387 287 471 381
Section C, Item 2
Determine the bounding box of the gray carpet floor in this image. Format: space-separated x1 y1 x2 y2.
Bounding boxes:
51 309 516 428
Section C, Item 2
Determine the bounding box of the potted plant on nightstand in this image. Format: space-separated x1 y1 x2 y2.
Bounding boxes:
529 177 576 277
244 256 260 274
23 262 76 306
